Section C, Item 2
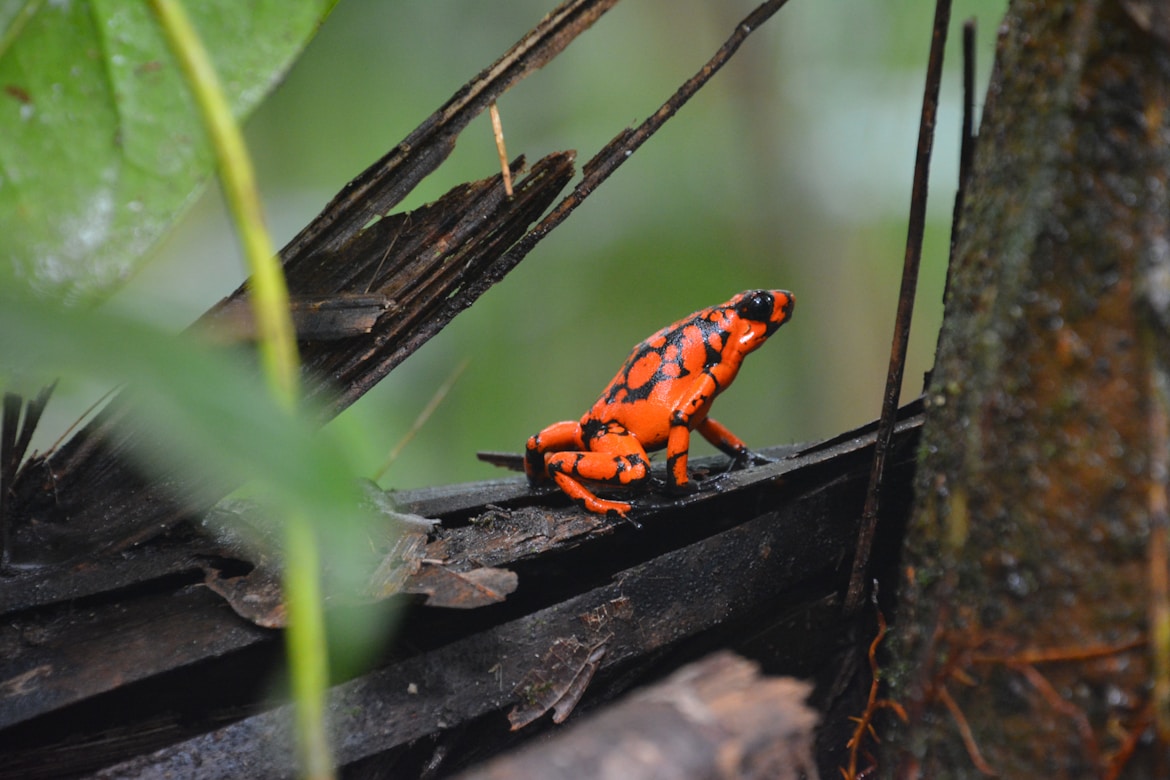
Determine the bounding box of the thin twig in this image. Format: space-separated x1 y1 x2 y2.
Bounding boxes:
948 18 977 268
374 357 470 482
938 684 999 776
40 384 116 461
843 608 908 780
940 17 976 324
10 383 54 472
1 383 56 568
1105 702 1154 780
497 0 793 266
489 102 514 197
844 0 952 614
280 0 622 265
1148 365 1170 742
1014 663 1102 772
970 637 1144 666
1 393 19 567
958 19 977 191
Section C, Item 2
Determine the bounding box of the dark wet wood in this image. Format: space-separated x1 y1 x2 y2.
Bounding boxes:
0 408 921 779
456 652 818 780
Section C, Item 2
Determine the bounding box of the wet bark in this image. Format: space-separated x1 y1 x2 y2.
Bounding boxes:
887 1 1170 777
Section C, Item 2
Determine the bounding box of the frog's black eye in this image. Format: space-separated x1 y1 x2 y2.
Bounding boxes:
736 291 774 322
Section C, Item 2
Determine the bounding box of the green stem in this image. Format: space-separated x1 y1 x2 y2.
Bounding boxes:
148 0 299 408
148 2 331 777
283 512 333 779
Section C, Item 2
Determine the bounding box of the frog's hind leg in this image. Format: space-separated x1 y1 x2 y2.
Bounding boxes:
545 423 650 517
525 421 587 483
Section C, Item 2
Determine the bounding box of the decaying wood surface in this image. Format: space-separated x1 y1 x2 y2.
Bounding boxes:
4 152 575 567
0 408 920 779
888 1 1170 776
453 651 819 780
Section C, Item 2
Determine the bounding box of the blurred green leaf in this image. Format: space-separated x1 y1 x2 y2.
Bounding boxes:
0 0 337 304
0 293 363 528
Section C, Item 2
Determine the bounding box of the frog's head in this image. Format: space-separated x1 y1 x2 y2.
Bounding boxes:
733 289 795 343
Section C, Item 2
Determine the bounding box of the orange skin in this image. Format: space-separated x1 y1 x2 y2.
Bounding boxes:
525 289 795 516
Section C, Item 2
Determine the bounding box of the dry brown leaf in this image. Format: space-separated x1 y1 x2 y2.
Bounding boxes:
509 634 611 730
404 563 519 608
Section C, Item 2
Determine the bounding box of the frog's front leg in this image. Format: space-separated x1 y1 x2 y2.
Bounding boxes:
665 424 698 494
664 370 725 493
695 417 752 469
544 421 650 516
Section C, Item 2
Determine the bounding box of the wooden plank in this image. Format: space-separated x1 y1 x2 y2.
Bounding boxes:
85 433 915 778
0 407 920 778
0 587 270 738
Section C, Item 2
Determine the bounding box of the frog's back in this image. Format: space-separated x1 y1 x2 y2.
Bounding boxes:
582 308 729 447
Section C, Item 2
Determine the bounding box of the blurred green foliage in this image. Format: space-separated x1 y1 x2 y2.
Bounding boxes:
0 0 337 303
82 0 1005 493
0 295 366 521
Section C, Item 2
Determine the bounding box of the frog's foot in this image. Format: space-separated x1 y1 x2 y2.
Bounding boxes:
724 448 777 474
551 472 633 517
664 478 701 497
747 450 778 466
694 456 767 491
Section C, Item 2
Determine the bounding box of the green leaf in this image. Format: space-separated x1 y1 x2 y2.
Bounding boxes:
0 0 337 304
0 293 365 536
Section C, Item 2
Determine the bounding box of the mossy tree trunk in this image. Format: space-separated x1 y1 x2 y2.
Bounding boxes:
887 1 1170 776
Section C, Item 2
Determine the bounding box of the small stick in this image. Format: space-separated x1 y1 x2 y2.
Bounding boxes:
489 102 514 197
0 383 55 567
1147 366 1170 743
497 0 793 264
938 685 999 776
959 19 977 190
970 637 1144 665
844 0 952 614
843 607 909 780
948 18 977 269
374 357 470 481
1 394 19 567
1015 664 1102 771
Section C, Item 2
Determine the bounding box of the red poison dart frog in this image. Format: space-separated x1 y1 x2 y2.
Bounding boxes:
525 289 795 516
